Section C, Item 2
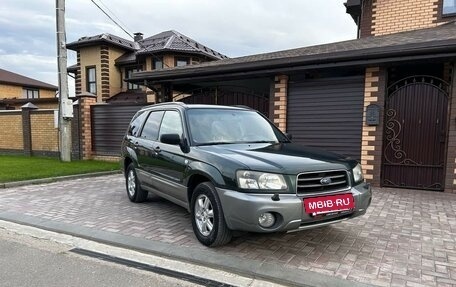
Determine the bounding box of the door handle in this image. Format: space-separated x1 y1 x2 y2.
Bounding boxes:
154 146 161 153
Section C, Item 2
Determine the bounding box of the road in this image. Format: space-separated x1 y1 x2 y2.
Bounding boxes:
0 229 199 287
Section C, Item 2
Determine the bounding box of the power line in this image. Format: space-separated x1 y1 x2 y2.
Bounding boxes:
90 0 133 39
96 0 133 35
88 0 170 69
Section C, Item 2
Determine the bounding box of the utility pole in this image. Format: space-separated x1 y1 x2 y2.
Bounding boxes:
56 0 73 162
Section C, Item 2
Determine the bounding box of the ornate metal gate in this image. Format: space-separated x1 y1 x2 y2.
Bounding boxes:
382 76 449 191
173 85 270 117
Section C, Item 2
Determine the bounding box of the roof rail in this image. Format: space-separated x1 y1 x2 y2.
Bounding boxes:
233 105 252 110
140 101 186 110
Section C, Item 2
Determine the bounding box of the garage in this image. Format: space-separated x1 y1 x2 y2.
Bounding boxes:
287 75 365 160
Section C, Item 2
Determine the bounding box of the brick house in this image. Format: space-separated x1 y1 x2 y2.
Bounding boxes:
127 0 456 193
66 30 227 104
0 68 58 110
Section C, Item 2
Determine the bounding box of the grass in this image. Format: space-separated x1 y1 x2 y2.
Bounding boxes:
0 155 120 183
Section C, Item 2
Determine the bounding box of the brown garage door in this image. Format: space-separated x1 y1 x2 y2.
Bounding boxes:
287 76 364 160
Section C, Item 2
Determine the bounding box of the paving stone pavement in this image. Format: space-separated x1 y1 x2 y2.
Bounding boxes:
0 175 455 287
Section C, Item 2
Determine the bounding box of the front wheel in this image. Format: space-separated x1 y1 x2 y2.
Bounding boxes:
191 182 232 247
125 164 148 203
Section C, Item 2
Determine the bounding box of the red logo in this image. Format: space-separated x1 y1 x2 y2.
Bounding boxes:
304 194 354 214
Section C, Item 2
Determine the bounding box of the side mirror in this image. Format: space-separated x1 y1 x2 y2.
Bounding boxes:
160 133 190 153
285 133 293 140
160 133 181 145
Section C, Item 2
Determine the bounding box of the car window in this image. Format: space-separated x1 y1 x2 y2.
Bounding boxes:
128 111 148 137
159 111 183 138
187 109 285 145
140 111 164 140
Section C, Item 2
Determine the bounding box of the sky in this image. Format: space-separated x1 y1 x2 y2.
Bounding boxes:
0 0 356 95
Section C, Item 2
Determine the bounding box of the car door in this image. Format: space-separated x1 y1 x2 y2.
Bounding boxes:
151 110 188 204
135 110 164 189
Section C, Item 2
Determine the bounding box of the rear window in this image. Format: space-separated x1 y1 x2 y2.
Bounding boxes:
128 111 148 137
140 111 164 140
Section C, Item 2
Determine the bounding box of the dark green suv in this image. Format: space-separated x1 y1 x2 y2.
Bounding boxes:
121 103 372 247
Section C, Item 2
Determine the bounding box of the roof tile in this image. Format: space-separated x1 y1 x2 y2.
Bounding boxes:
0 69 58 90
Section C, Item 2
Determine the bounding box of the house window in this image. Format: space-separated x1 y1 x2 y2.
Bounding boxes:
175 57 189 67
153 57 163 70
22 88 39 99
443 0 456 15
86 66 96 94
125 67 142 90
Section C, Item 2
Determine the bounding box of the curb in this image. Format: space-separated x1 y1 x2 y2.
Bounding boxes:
0 170 121 189
0 212 374 287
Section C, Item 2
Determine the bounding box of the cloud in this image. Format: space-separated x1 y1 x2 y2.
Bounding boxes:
0 0 356 97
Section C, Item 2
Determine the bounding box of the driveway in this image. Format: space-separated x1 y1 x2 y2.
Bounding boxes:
0 175 455 287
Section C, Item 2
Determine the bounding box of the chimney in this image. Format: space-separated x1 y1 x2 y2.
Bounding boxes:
133 32 143 42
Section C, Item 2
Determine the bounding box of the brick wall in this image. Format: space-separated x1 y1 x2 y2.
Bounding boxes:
0 84 22 98
78 94 97 159
38 89 56 98
360 67 386 186
0 84 56 99
370 0 440 36
0 111 23 150
30 111 59 152
360 0 374 37
92 155 120 162
272 75 288 132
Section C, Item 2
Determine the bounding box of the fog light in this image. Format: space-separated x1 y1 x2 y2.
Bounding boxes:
258 212 275 228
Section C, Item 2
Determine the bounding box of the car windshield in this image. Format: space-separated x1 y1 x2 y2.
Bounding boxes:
187 108 286 145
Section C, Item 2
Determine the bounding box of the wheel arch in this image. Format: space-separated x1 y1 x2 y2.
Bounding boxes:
185 163 225 207
122 146 139 175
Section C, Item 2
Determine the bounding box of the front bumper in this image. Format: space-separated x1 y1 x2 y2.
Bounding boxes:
216 182 372 233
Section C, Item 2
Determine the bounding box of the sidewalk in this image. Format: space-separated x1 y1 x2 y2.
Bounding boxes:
0 175 455 286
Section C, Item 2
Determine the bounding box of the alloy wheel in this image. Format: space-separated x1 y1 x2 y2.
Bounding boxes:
127 169 136 197
194 194 214 236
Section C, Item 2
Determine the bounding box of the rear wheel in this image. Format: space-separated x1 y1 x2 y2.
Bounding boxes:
191 182 232 247
126 164 148 203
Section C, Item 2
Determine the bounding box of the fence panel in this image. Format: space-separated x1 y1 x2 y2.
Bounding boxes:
91 104 145 156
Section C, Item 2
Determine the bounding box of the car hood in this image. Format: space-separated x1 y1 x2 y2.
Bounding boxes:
196 143 356 174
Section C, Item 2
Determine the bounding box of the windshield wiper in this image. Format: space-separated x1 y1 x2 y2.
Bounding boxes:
240 140 276 144
195 142 237 146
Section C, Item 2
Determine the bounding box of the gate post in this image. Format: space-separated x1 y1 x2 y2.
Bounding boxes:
21 102 38 156
272 75 288 132
360 67 386 186
76 92 97 160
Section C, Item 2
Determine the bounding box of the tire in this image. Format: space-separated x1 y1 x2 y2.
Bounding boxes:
125 164 148 203
190 182 232 247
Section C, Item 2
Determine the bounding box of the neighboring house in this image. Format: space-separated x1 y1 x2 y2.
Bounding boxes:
66 30 227 104
0 68 58 110
127 0 456 193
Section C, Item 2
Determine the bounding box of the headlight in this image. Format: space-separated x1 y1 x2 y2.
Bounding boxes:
352 164 364 183
237 170 287 190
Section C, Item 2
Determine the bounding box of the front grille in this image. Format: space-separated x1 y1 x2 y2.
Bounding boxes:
296 170 349 194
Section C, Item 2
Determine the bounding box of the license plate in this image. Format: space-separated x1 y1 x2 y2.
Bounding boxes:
304 194 354 214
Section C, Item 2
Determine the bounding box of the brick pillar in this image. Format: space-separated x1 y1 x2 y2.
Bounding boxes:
361 67 386 186
272 75 288 132
71 101 81 160
76 93 97 160
445 63 456 193
21 103 38 156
